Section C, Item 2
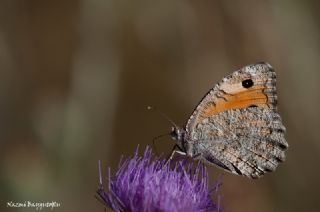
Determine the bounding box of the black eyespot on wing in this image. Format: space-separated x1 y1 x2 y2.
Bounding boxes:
242 79 254 88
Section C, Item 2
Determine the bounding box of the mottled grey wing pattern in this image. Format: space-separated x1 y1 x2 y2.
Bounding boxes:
190 108 287 178
184 63 288 178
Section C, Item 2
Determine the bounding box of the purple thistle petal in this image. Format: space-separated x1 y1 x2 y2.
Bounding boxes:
97 146 221 212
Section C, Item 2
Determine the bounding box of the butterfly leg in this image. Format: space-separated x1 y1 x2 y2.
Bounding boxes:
191 153 201 159
164 145 186 166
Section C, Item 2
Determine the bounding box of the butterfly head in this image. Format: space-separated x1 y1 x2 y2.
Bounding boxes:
170 126 186 150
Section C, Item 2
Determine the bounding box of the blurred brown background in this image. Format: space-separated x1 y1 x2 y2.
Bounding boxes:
0 0 319 212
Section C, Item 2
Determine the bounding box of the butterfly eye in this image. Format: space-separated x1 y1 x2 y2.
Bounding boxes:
170 127 177 138
242 79 254 88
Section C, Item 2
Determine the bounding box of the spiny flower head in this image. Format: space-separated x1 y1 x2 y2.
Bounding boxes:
97 146 221 212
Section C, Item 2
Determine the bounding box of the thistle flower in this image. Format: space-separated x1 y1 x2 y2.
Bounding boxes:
97 146 221 212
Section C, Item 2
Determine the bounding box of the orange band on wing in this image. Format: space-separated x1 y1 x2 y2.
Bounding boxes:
198 86 268 121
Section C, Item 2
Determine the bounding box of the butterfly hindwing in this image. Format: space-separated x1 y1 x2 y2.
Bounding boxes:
190 107 287 178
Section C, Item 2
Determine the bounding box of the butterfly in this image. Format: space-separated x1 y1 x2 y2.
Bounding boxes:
170 62 288 178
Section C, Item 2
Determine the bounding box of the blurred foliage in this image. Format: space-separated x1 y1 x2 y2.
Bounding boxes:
0 0 319 211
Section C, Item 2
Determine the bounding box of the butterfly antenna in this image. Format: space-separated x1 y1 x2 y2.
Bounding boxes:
147 106 178 128
152 133 170 155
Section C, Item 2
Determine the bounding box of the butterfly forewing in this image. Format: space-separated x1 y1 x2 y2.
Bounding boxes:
186 63 277 132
